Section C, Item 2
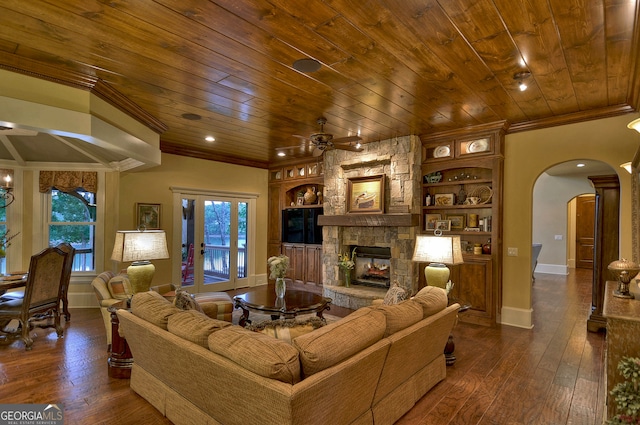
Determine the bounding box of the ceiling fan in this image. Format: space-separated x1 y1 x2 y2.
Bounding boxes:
277 117 363 157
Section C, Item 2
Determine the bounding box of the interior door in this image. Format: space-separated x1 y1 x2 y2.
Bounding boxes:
180 195 249 292
576 194 595 269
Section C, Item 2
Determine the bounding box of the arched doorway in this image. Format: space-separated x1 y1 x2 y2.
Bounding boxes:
532 160 614 278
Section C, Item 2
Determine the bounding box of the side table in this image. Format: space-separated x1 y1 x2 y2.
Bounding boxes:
444 298 470 366
107 300 133 379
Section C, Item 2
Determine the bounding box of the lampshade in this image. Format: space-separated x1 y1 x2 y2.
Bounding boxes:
412 234 464 265
412 234 463 289
111 230 169 293
111 230 169 263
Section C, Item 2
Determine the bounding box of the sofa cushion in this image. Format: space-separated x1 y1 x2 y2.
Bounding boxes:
167 310 232 348
245 317 325 343
131 290 181 330
293 307 386 377
412 286 448 318
107 275 133 300
373 300 424 337
173 289 204 313
208 326 301 384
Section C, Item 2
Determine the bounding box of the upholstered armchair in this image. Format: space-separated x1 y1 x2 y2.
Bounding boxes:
91 270 129 346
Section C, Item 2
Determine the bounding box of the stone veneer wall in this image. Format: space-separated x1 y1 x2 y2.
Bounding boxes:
322 135 422 306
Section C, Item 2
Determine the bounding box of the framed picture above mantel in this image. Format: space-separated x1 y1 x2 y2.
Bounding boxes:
346 175 385 214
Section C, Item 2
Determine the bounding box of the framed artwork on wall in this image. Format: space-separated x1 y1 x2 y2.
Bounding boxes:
136 203 161 230
346 174 385 214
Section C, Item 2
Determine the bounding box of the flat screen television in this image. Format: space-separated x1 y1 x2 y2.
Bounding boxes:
282 207 323 244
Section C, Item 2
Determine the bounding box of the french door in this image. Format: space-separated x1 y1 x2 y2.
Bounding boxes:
173 189 254 292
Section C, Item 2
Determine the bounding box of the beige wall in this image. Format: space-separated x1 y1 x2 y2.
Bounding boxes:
502 113 640 327
115 153 269 287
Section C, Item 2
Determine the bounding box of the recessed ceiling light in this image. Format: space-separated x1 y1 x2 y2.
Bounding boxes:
205 136 215 142
293 58 321 73
182 113 202 120
277 151 286 157
576 163 585 168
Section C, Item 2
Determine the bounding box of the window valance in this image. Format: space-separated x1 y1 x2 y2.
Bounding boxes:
39 171 97 193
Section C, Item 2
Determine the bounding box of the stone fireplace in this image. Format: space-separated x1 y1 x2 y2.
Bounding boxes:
320 135 423 309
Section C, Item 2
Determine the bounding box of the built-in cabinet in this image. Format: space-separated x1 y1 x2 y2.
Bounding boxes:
420 124 505 326
268 159 324 289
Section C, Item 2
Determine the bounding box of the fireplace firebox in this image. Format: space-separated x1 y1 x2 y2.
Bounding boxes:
351 246 391 288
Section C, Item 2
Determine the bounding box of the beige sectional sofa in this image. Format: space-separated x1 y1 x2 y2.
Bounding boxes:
117 287 459 425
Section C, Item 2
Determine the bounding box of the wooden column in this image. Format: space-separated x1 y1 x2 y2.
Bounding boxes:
587 175 620 333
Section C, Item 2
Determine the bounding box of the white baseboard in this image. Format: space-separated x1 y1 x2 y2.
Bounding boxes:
501 306 534 329
535 263 569 275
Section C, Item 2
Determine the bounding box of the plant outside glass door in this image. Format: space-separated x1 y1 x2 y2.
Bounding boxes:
181 195 248 292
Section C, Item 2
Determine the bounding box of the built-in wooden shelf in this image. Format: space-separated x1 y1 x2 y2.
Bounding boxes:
317 213 419 227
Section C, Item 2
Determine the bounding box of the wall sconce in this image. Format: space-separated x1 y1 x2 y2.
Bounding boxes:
0 174 14 208
628 118 640 133
620 162 633 174
514 71 532 91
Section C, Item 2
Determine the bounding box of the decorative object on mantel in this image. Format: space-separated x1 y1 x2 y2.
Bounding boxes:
346 174 385 214
412 232 464 289
608 258 640 299
338 248 357 287
267 255 289 298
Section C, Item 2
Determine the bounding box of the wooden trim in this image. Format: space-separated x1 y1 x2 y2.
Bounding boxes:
508 105 635 133
160 141 269 169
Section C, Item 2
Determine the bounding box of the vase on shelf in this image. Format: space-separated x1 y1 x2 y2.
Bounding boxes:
304 187 317 204
275 277 286 298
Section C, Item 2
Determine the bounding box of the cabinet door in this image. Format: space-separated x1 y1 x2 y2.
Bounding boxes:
450 256 493 326
281 244 295 280
304 245 322 286
292 245 305 284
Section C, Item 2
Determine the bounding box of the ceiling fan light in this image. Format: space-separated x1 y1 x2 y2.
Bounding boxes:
519 82 527 91
355 142 362 149
277 151 286 157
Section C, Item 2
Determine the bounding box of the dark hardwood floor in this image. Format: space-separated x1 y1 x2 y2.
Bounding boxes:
0 269 604 424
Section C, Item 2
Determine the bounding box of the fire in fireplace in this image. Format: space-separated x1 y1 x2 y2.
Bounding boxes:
351 246 391 288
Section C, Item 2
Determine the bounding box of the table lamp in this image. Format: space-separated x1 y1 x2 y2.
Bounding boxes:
412 234 464 289
111 230 169 293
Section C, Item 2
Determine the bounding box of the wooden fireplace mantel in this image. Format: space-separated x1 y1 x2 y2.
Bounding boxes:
317 213 419 227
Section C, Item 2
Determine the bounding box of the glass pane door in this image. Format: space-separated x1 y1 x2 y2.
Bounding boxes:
180 195 249 292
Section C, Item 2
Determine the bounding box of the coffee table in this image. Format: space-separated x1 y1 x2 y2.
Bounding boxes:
233 289 332 327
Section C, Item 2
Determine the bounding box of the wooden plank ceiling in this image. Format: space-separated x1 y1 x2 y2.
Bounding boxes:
0 0 638 168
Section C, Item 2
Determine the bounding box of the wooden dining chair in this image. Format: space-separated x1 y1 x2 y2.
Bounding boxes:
57 243 76 321
0 246 69 350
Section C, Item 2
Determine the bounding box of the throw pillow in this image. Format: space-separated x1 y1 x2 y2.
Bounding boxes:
373 300 424 337
382 283 407 305
173 289 203 313
412 286 448 318
107 275 133 300
245 317 325 344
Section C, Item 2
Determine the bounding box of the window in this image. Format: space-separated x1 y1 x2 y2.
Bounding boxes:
48 189 96 272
